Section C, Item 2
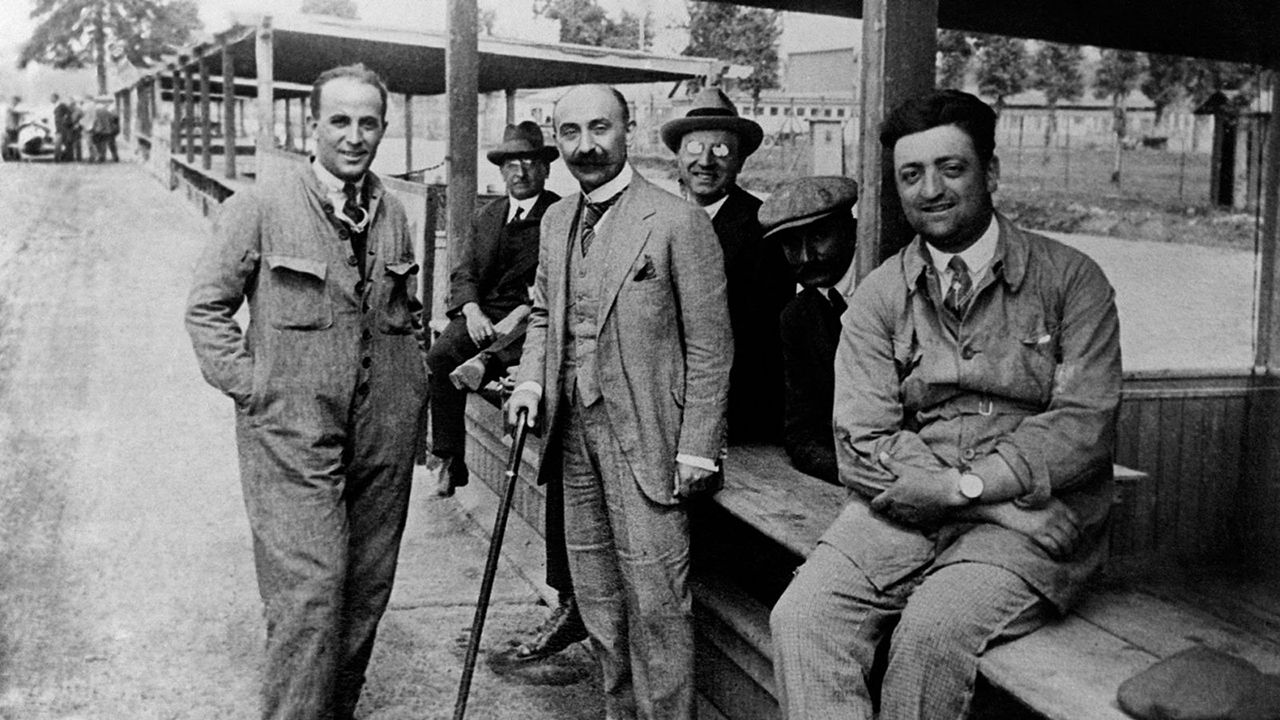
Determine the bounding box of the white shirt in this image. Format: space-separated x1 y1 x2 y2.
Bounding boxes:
312 158 373 232
925 214 999 292
506 193 540 223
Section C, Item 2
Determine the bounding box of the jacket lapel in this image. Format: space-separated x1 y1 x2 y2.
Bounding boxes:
595 177 655 327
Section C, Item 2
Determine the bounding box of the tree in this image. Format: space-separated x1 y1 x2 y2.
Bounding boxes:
1141 54 1191 127
1030 42 1084 152
301 0 358 20
534 0 650 51
1094 48 1146 184
936 29 973 90
683 2 780 104
20 0 202 96
974 35 1029 114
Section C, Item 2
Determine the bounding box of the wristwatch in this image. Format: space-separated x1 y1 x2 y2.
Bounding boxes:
959 472 985 501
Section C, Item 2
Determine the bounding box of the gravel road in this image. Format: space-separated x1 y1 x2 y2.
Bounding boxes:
0 162 599 720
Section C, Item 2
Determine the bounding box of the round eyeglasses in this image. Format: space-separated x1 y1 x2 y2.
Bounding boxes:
683 140 732 158
501 158 540 172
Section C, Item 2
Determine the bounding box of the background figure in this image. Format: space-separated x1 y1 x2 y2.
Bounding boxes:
427 120 559 497
770 89 1122 720
91 99 120 162
51 94 73 162
758 176 858 485
2 96 21 161
185 64 428 720
661 86 793 445
507 84 732 720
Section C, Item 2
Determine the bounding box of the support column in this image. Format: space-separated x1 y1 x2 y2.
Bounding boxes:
444 0 478 323
404 93 414 174
199 53 212 170
222 42 237 180
255 16 276 177
1254 78 1280 370
284 97 294 151
505 87 516 125
170 63 182 156
854 0 938 281
184 62 196 164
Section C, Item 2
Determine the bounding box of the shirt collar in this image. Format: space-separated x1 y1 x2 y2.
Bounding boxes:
583 163 633 204
904 211 1028 294
311 158 365 195
699 193 730 220
507 193 540 222
924 214 999 281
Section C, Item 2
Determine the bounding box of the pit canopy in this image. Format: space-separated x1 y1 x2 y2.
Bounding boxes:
716 0 1280 67
182 12 720 95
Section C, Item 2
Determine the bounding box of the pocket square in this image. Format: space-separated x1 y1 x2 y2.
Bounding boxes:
632 256 658 282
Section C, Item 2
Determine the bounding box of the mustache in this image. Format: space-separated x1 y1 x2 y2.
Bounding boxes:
565 149 611 166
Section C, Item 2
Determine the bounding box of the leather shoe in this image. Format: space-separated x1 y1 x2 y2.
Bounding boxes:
508 595 588 662
434 455 469 497
449 356 487 391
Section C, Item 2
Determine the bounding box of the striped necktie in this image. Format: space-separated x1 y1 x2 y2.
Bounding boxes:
579 192 622 256
944 255 972 316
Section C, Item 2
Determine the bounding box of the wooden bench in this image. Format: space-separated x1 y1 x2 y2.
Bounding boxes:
691 446 1280 720
457 392 1280 720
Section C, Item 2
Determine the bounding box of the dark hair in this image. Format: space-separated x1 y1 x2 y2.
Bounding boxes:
879 90 997 164
310 63 389 121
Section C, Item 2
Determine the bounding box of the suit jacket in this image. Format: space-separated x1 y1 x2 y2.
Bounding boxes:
517 171 732 505
447 190 560 319
713 184 793 444
779 287 843 484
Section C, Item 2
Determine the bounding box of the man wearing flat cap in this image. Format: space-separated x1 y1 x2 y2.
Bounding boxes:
661 87 794 444
427 121 560 496
759 176 858 485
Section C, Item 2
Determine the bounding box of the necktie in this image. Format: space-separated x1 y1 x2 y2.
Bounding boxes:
342 182 366 230
828 289 847 317
579 193 621 256
944 255 972 316
509 206 524 225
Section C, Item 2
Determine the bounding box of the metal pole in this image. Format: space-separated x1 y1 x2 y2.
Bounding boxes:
404 93 414 175
185 63 196 165
223 42 237 180
199 53 212 170
452 411 529 720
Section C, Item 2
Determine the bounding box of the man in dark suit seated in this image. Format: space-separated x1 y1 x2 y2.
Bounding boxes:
426 121 559 496
758 176 859 485
660 87 794 444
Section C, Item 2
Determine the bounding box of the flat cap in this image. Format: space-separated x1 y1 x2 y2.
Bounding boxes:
759 176 859 239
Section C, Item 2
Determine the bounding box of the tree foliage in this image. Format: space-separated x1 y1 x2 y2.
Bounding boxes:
974 35 1028 113
20 0 202 95
1030 42 1083 149
683 1 780 101
935 30 973 90
1094 49 1145 184
534 0 650 51
301 0 358 20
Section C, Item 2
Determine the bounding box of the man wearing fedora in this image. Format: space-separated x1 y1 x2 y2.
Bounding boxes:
426 120 560 496
661 87 795 444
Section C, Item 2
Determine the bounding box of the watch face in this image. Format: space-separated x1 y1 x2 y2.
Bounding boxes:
960 473 984 499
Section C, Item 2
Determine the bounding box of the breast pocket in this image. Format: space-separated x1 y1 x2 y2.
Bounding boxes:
1015 323 1060 402
380 260 419 335
265 254 332 330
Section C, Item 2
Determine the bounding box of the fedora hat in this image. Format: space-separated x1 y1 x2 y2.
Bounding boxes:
486 121 558 165
660 86 764 158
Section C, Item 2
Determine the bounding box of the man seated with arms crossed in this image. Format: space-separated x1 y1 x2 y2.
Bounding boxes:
758 176 858 485
426 121 559 497
770 89 1122 720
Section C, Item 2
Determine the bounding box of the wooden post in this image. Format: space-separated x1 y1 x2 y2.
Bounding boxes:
445 0 479 323
404 93 414 175
170 64 182 156
255 16 276 177
199 53 212 170
184 63 196 164
284 97 294 152
505 87 516 125
222 42 237 180
854 0 938 281
1253 81 1280 370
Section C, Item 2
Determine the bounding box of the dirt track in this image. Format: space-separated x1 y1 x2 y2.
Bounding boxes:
0 162 599 720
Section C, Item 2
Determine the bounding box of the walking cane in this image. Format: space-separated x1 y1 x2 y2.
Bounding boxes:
452 407 529 720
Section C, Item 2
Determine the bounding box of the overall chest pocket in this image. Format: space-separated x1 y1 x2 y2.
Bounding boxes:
380 261 419 334
265 255 332 330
